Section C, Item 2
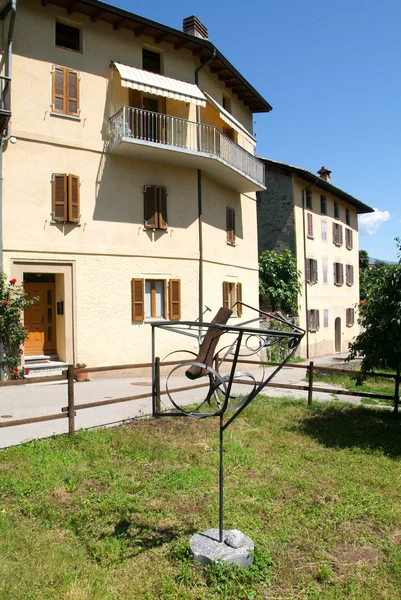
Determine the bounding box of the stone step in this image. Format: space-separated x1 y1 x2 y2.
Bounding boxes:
24 361 69 378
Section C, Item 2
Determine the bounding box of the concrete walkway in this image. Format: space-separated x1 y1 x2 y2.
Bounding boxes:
0 356 361 449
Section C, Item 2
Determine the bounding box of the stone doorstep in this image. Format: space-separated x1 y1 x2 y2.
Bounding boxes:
24 360 69 378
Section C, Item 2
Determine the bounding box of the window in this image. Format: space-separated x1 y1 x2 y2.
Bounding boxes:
345 228 353 250
324 309 329 328
51 174 80 223
333 222 343 246
307 212 313 238
334 201 340 219
320 195 327 214
306 258 318 284
55 22 81 51
144 185 167 230
346 264 354 286
306 190 313 209
52 65 80 117
322 259 328 283
131 278 180 321
346 308 355 327
321 220 327 242
226 207 235 244
308 309 320 332
222 281 242 317
142 49 161 74
346 208 350 225
333 262 344 286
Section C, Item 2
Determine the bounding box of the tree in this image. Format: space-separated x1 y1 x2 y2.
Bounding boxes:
348 239 401 413
0 274 37 379
259 249 301 315
359 249 370 271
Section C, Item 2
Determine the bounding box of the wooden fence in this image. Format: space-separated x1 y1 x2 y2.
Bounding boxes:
0 360 399 439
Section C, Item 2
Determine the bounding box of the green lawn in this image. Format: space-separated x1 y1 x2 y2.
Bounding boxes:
312 371 396 406
1 398 401 599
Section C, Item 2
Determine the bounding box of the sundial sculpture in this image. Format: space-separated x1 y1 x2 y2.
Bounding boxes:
151 302 305 568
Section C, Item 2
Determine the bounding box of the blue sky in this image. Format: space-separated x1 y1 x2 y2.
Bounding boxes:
114 0 400 261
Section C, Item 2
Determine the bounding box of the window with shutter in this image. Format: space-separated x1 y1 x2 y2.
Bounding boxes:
169 279 181 320
334 262 344 286
346 308 355 327
306 191 312 209
52 174 80 223
308 309 319 332
345 228 353 250
222 281 230 310
334 202 340 219
52 65 80 117
346 264 354 286
226 207 235 244
333 223 343 246
131 279 145 321
320 195 327 214
143 185 168 230
307 212 313 238
306 259 318 284
236 283 242 317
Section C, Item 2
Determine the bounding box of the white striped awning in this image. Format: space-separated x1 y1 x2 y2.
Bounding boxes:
203 91 256 146
113 62 206 107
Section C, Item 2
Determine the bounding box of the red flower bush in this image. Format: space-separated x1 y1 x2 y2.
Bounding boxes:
9 278 17 285
2 301 8 306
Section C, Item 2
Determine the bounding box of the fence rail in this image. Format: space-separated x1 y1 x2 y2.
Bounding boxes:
109 106 265 186
0 360 399 439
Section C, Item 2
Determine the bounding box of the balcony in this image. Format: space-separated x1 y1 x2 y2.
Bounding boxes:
108 106 265 193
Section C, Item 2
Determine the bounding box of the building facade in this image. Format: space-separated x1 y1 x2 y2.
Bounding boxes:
0 0 271 370
257 159 373 358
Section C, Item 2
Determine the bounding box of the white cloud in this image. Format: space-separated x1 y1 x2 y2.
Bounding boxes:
358 208 391 235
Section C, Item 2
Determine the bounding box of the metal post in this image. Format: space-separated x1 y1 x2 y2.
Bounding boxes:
219 413 224 543
67 365 75 435
155 356 161 415
308 360 314 406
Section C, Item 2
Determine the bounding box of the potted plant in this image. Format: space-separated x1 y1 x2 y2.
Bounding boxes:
75 362 88 382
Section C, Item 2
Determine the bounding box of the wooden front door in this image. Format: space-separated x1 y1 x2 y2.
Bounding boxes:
24 283 57 356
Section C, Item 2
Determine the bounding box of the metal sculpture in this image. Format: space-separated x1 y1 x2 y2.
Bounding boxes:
151 302 305 553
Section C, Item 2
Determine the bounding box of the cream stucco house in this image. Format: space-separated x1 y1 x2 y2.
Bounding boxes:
257 159 373 358
0 0 271 372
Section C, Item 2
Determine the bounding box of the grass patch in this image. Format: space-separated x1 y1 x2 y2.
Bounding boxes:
313 371 396 405
1 398 401 598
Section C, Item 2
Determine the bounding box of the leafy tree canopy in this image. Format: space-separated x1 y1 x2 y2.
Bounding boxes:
259 249 301 315
349 238 401 410
359 249 370 270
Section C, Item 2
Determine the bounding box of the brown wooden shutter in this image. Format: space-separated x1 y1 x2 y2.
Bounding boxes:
333 262 337 284
307 213 313 237
226 208 235 243
339 225 343 246
306 259 311 283
129 89 142 108
222 281 229 309
313 260 318 283
144 186 158 228
169 279 181 320
68 175 80 222
52 174 67 221
316 310 320 330
158 186 168 230
67 70 79 116
131 278 144 321
340 263 344 285
333 222 337 244
53 66 65 113
236 283 242 317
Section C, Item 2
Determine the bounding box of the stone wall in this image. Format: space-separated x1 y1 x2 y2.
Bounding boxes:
256 166 295 256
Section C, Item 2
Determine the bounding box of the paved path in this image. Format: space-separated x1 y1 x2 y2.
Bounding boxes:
0 357 362 449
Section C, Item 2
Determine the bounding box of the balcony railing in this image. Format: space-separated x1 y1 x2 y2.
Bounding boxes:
109 106 264 188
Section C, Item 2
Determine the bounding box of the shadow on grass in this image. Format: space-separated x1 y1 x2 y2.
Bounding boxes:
106 519 197 555
297 404 401 458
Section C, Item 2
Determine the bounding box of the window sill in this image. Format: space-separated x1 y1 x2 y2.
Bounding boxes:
346 283 353 287
307 235 314 240
144 317 167 323
226 241 236 247
50 111 81 121
50 220 81 226
334 283 343 287
333 242 343 247
346 246 353 251
143 227 168 233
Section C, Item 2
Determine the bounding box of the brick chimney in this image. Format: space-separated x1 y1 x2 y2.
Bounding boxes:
317 166 332 183
183 16 208 40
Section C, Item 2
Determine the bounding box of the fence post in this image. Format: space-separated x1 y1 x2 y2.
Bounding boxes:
308 361 314 406
394 365 400 415
155 356 161 416
67 364 75 435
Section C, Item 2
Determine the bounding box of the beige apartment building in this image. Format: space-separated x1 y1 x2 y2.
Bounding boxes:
0 0 271 372
257 159 373 358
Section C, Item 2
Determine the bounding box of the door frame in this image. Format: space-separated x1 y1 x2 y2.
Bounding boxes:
11 260 75 365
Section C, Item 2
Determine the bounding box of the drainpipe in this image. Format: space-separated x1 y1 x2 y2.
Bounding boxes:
301 178 318 359
194 49 216 322
0 0 17 381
